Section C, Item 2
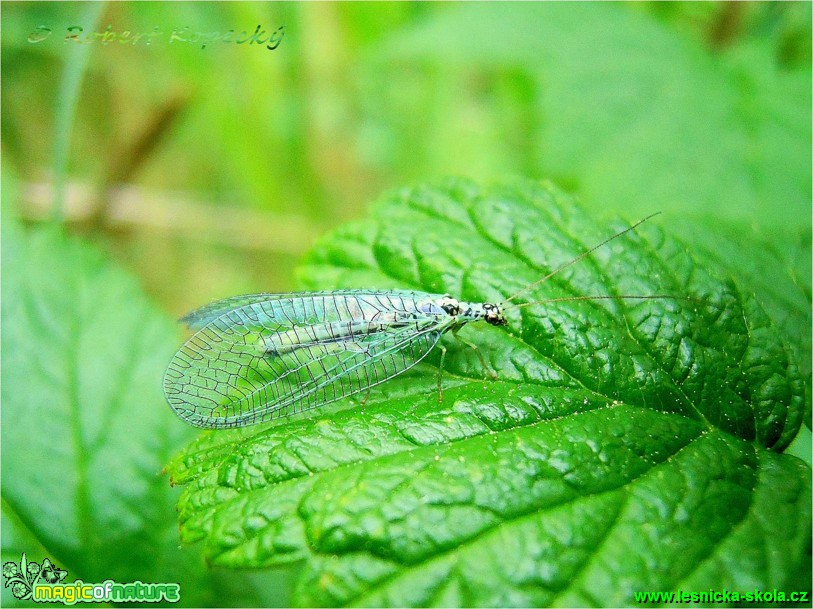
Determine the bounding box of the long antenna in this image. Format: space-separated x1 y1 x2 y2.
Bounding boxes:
502 212 662 304
501 294 695 311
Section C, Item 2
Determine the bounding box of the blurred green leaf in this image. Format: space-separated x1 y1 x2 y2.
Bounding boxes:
167 179 810 606
369 3 811 228
1 500 53 607
0 219 293 607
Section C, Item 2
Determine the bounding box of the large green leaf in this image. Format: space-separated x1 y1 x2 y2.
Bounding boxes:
167 179 810 606
0 220 294 607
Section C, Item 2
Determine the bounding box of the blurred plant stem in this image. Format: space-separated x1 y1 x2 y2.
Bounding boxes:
94 90 190 231
52 1 106 223
708 1 745 49
25 181 318 254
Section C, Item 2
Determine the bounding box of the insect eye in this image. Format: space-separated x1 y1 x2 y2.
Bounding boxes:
441 303 460 315
482 303 506 325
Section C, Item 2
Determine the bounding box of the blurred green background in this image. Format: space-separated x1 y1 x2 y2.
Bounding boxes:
3 1 810 316
1 2 811 607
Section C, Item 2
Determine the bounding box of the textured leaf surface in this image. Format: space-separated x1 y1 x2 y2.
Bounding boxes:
670 218 812 427
0 220 293 607
167 179 810 606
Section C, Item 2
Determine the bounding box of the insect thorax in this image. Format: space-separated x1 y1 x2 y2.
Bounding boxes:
421 295 507 326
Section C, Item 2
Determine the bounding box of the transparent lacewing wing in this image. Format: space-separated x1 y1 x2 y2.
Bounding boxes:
163 290 504 428
163 215 664 429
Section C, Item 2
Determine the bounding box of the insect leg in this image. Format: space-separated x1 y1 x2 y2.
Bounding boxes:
452 327 497 379
437 344 447 403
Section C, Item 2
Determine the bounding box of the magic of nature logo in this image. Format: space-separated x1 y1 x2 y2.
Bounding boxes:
3 553 180 605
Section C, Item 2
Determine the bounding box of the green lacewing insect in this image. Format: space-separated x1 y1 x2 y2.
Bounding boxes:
164 214 673 428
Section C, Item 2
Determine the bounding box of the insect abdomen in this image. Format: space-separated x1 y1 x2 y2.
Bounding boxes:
261 317 413 355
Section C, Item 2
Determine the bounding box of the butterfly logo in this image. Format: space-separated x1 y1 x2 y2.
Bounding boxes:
39 558 67 584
